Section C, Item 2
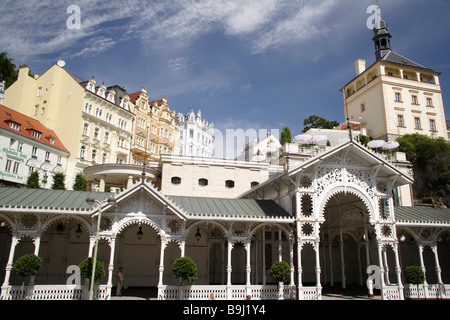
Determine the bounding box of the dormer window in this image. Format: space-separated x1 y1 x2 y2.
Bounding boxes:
31 130 42 139
9 122 20 131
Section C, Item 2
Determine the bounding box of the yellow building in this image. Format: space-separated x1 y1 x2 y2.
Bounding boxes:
128 89 176 163
341 18 446 141
4 62 135 189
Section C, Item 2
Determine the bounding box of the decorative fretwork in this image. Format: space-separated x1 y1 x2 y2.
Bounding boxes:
347 168 373 198
316 166 343 195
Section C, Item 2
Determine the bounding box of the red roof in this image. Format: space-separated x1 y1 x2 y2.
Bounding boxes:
0 104 69 153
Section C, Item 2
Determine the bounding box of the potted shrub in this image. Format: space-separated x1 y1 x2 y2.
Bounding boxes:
13 254 42 299
405 265 425 299
268 261 290 300
172 256 198 300
79 257 106 299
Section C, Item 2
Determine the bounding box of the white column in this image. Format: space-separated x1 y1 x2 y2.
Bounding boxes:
432 245 443 284
1 235 20 289
107 237 116 287
278 228 282 262
393 242 404 300
180 240 186 258
289 238 295 287
382 246 390 285
227 240 233 286
158 239 167 286
377 242 386 288
33 235 41 256
245 241 251 286
314 241 321 288
418 244 428 285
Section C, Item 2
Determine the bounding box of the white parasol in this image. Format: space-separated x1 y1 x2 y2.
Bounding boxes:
367 140 385 149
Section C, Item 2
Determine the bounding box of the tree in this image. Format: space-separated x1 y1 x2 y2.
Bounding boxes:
0 52 18 89
171 256 198 285
396 134 450 207
280 126 292 146
269 261 290 283
13 254 42 298
79 257 106 286
302 115 339 133
268 261 290 300
73 173 87 191
52 172 66 190
25 171 40 189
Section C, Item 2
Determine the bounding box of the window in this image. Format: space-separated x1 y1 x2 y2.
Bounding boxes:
397 115 404 127
104 131 110 144
251 181 259 188
9 139 16 149
190 129 194 138
414 117 421 129
198 178 208 186
395 92 402 102
82 123 89 135
94 127 100 140
9 122 20 131
80 146 86 159
429 119 436 131
45 151 50 162
37 87 42 97
426 98 433 107
32 130 42 139
5 160 12 172
12 162 19 174
171 177 181 185
360 103 365 112
225 180 235 188
17 142 23 152
411 95 418 105
32 147 37 157
102 153 107 164
34 105 39 116
91 149 97 162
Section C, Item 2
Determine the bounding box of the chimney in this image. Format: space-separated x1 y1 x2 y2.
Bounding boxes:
355 59 366 75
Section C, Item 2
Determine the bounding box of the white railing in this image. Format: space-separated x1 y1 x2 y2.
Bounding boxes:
404 284 450 300
0 285 110 300
157 284 301 300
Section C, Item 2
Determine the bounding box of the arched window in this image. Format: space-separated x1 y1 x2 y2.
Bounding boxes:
225 180 235 188
251 181 259 188
171 177 181 185
198 178 208 186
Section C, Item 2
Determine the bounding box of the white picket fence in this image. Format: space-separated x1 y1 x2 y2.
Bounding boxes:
0 284 109 300
157 284 319 300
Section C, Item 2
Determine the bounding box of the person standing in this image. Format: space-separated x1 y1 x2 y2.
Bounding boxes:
116 267 124 296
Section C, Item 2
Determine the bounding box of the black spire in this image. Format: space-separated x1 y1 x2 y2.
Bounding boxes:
372 10 392 61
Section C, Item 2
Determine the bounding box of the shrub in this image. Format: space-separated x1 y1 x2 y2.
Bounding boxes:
405 266 425 285
79 257 106 285
172 256 198 285
268 261 290 284
13 254 42 298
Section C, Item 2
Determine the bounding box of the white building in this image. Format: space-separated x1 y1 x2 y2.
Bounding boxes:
175 108 214 158
341 17 447 141
0 104 69 188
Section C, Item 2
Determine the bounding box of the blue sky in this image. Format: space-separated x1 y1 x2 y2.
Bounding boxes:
1 0 450 156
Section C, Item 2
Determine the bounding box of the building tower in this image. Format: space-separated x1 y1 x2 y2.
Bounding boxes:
341 13 447 142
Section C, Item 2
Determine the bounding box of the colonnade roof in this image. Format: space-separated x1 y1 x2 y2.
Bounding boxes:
0 187 113 212
168 195 292 221
395 205 450 226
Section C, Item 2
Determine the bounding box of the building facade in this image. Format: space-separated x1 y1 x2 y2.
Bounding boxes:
128 88 177 164
0 105 69 188
0 140 448 301
175 108 214 158
341 18 447 141
3 63 135 189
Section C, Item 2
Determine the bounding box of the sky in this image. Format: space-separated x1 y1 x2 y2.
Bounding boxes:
1 0 450 158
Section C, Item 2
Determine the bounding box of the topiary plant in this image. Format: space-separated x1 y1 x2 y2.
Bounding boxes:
405 265 425 284
79 257 106 285
268 261 290 284
172 256 198 285
13 254 42 298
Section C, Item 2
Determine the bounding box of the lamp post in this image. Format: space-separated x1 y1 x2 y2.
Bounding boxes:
86 197 117 300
